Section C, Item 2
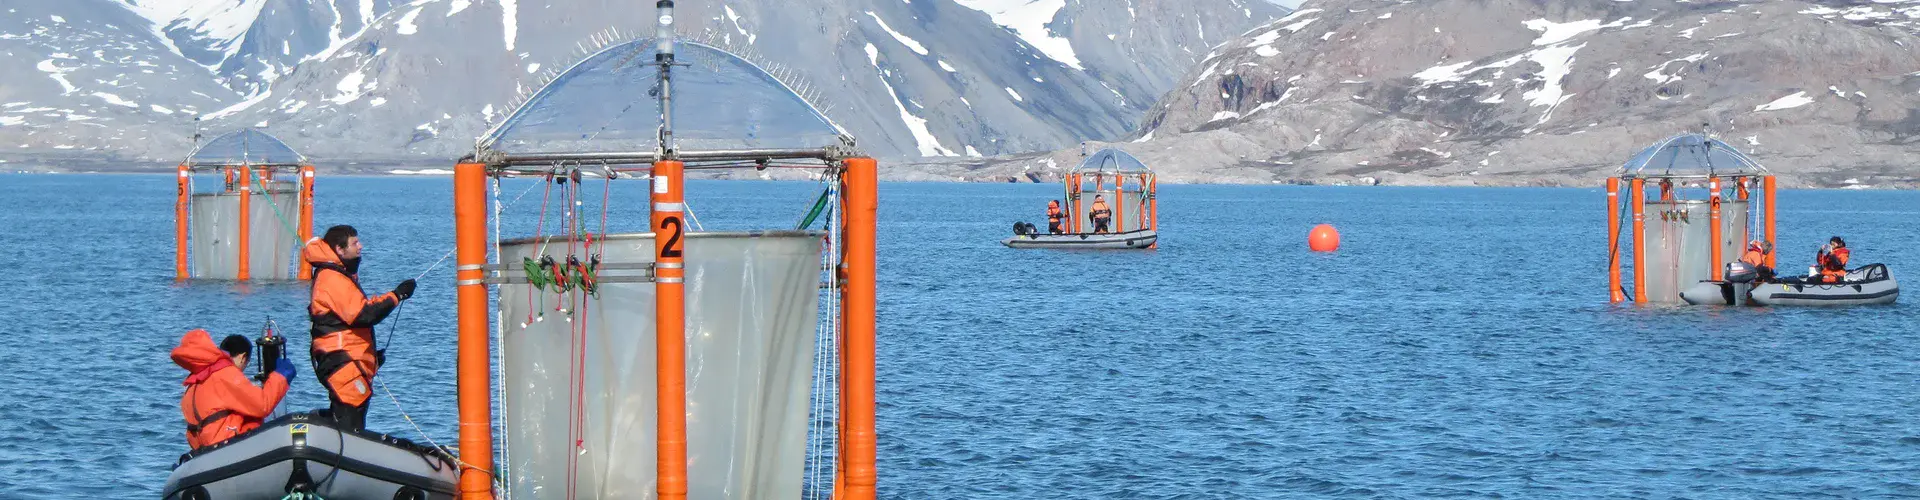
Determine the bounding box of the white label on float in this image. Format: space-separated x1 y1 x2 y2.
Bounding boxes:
654 175 669 193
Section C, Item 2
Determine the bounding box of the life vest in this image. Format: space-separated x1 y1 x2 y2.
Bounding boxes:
173 329 289 449
1046 206 1064 223
1090 201 1111 219
1818 247 1851 282
301 239 398 406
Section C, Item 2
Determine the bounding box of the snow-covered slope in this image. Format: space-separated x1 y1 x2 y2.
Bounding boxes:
0 0 240 161
2 0 1283 166
964 0 1920 187
119 0 402 96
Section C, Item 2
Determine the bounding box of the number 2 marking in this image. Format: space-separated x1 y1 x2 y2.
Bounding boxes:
661 216 684 258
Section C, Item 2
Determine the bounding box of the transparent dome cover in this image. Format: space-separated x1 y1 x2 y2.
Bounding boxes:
1619 134 1767 178
187 129 306 166
479 39 846 155
1072 148 1153 175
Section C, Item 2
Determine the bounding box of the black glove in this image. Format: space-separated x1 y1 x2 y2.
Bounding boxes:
374 349 387 368
394 279 417 301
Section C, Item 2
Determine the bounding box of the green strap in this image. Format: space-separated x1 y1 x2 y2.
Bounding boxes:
245 168 302 239
796 188 830 230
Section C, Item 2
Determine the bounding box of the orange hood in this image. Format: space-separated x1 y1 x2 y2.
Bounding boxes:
172 329 235 386
301 237 342 267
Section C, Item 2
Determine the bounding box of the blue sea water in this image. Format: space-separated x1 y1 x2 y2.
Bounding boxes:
0 173 1916 498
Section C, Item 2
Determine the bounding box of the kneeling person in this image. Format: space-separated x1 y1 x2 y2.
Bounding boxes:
173 330 294 449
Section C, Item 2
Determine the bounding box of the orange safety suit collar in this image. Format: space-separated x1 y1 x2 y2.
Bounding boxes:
173 329 289 449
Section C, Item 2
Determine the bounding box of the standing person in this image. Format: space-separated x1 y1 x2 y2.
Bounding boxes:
173 329 294 449
1089 195 1112 233
1814 236 1850 283
1045 200 1066 234
302 225 415 430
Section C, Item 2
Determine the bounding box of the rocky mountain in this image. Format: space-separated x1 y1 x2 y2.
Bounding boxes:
955 0 1920 187
0 0 1284 167
0 0 238 164
122 0 404 97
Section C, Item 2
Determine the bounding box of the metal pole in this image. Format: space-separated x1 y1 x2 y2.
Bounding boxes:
1148 175 1159 249
1763 175 1777 269
651 159 690 500
176 165 190 280
1631 178 1647 302
298 165 315 280
453 162 496 500
1607 178 1622 303
840 157 879 500
237 166 252 281
1709 176 1723 280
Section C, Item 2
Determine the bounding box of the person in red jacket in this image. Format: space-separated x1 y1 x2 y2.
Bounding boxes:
1815 236 1851 283
304 225 414 431
173 329 293 449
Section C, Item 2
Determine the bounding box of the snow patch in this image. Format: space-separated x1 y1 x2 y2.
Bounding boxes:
1754 91 1813 112
501 0 518 50
0 116 23 127
397 8 424 35
447 0 471 16
527 63 541 74
1005 87 1023 102
1643 53 1708 85
328 71 368 105
1521 44 1584 124
862 43 954 157
370 97 387 107
1209 111 1241 122
36 60 77 94
938 60 957 72
92 92 138 108
1256 45 1280 57
1133 130 1155 143
866 12 929 55
950 0 1083 69
1523 18 1608 46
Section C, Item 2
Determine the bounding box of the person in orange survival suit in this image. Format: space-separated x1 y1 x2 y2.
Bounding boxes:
304 225 415 431
1089 195 1113 233
1739 240 1775 282
173 329 293 449
1045 200 1066 234
1815 236 1851 283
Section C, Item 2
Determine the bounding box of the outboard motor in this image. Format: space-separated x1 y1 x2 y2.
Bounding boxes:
1013 221 1034 236
1724 262 1757 306
1725 261 1759 284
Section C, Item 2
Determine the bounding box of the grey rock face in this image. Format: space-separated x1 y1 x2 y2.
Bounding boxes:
0 0 240 163
3 0 1283 168
1010 0 1920 187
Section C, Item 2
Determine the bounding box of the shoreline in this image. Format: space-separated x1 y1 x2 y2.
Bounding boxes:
6 159 1915 190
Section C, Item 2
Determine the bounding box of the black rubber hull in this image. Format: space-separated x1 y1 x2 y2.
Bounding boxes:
163 413 458 500
1002 230 1157 249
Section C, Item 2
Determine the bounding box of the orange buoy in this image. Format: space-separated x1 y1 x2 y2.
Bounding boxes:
1308 224 1340 252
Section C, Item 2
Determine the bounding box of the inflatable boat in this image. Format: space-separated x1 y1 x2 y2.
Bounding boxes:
1681 263 1897 306
1752 263 1899 306
1002 223 1157 249
162 412 459 500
